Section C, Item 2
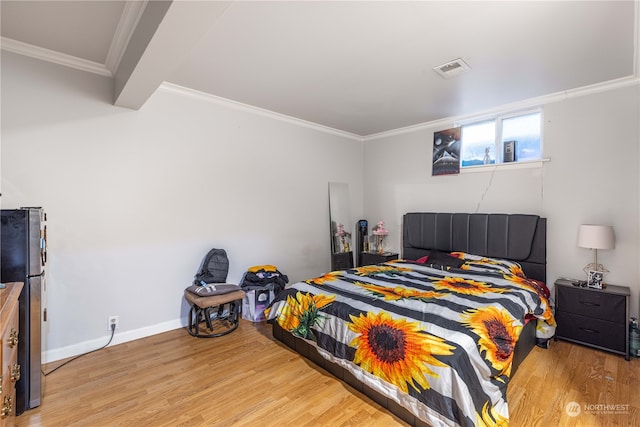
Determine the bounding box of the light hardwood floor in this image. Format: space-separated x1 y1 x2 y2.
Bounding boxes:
17 320 639 426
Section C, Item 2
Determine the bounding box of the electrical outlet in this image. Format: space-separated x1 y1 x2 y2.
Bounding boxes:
108 315 119 331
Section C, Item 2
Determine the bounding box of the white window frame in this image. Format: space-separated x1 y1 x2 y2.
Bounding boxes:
456 107 544 170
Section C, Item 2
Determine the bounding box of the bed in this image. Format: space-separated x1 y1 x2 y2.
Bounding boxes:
267 213 555 427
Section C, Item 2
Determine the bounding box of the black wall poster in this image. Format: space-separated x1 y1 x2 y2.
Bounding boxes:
432 127 461 176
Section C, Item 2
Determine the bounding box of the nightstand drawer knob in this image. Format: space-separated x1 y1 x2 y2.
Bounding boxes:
579 327 600 334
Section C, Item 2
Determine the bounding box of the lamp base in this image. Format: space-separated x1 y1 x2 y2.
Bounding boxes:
582 263 608 275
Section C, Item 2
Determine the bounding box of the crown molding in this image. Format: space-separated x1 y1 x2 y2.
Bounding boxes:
1 1 149 78
159 82 364 141
363 75 640 141
3 33 636 142
105 1 148 75
1 37 112 77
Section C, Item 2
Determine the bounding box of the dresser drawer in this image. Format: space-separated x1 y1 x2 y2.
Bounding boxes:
0 283 22 426
1 303 19 426
556 311 626 353
1 369 16 424
1 306 19 372
557 286 626 324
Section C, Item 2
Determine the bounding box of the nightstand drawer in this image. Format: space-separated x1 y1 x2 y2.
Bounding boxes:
331 252 353 271
557 286 626 324
360 252 398 267
556 311 626 353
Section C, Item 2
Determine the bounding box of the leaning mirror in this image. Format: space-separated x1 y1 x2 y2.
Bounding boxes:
328 182 353 270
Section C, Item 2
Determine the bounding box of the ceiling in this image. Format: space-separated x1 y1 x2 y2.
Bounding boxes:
1 1 638 137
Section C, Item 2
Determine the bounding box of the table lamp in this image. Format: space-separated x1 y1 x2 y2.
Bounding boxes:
577 224 615 275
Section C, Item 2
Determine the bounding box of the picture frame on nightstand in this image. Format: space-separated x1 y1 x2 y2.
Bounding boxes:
587 270 604 289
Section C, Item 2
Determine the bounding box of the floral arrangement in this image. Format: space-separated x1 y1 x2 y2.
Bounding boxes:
334 223 351 252
372 221 388 236
372 221 388 254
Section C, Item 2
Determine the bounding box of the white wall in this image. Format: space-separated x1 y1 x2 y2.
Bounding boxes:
1 52 364 362
543 86 639 318
3 49 638 363
363 84 640 319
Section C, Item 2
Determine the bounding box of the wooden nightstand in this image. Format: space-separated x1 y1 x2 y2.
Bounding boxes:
554 279 630 360
359 252 399 267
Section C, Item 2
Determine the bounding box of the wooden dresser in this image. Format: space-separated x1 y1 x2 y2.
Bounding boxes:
1 282 23 427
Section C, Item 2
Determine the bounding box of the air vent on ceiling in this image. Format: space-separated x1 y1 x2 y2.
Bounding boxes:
433 58 470 79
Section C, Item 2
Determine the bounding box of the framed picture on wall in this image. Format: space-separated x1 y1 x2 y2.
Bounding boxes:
587 270 604 289
432 127 461 176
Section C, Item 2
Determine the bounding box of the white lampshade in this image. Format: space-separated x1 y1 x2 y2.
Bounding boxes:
577 225 615 250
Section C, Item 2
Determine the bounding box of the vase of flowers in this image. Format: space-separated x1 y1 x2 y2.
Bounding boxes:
372 221 388 254
334 223 351 253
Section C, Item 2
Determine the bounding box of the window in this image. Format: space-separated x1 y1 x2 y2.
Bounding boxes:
459 110 542 167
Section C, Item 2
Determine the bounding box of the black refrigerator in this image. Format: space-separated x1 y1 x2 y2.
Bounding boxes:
1 207 46 414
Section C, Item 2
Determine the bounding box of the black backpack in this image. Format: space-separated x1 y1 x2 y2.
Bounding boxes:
193 248 229 285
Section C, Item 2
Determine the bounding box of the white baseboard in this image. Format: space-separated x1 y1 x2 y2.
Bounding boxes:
42 318 187 364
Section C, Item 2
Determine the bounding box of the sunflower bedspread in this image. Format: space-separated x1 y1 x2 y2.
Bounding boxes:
265 253 555 427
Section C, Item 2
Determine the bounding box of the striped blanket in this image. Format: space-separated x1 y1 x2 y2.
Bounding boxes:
266 254 555 427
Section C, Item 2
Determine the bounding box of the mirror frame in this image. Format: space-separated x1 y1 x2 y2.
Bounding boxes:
328 182 353 270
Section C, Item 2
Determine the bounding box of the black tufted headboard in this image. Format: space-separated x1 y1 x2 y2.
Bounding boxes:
402 212 547 282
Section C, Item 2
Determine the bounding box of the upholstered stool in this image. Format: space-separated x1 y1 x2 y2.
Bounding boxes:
184 284 245 338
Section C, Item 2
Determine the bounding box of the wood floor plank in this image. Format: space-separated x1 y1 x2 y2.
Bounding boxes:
16 321 639 426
